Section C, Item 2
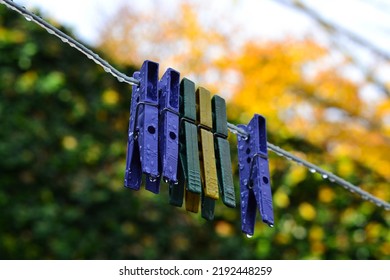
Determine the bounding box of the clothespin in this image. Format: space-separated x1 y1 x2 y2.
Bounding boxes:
146 68 180 193
212 95 236 208
196 87 219 220
237 114 274 236
170 78 202 212
124 60 160 193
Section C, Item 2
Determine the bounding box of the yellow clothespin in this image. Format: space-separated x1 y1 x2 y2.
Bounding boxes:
196 87 219 220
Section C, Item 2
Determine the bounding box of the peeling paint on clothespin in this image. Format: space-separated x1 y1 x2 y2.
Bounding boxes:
196 87 219 220
124 60 159 193
212 95 236 208
237 114 274 236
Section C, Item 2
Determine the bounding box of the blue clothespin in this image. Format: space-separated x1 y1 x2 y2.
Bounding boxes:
146 68 180 193
237 114 274 236
124 60 160 193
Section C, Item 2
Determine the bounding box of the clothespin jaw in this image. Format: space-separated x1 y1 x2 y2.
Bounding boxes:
124 60 159 192
146 68 180 193
237 114 274 236
212 95 236 208
170 78 202 212
196 87 219 220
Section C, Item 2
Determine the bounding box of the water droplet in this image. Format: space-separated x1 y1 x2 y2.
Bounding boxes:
163 178 169 183
329 178 335 182
104 67 111 73
25 15 32 21
246 234 253 239
86 54 93 59
375 202 382 207
322 174 328 179
349 188 355 193
69 43 75 48
61 37 68 43
47 28 55 34
117 77 125 83
149 176 157 183
309 168 316 173
362 195 368 200
269 224 274 228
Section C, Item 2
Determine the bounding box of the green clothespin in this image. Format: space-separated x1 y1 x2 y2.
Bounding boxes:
212 95 236 208
197 87 219 220
169 78 202 212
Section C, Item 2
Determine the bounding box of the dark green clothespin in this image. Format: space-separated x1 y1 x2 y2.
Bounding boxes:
212 95 236 208
197 87 219 220
169 78 202 212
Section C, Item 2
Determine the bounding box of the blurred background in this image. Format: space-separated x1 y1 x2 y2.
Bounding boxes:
0 0 389 259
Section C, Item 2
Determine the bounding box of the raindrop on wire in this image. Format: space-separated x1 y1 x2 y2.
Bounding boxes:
309 168 316 173
246 234 253 239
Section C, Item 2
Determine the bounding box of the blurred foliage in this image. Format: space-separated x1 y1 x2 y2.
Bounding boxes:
1 1 390 260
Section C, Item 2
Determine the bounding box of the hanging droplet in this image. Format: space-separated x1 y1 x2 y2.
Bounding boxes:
322 174 328 179
149 176 157 183
329 178 335 183
309 168 316 173
61 37 68 43
246 234 253 239
163 178 169 183
269 224 274 228
25 15 32 21
117 77 125 83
